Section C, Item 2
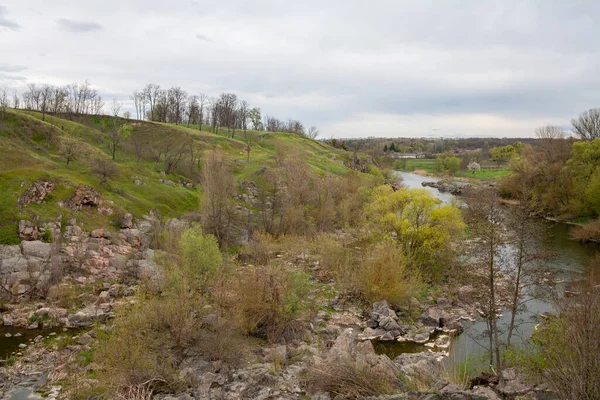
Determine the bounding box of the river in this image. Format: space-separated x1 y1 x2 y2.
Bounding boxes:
396 171 599 365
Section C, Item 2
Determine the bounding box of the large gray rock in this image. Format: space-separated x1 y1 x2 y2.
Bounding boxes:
67 306 107 327
379 316 401 331
0 245 25 275
496 368 532 397
21 240 51 259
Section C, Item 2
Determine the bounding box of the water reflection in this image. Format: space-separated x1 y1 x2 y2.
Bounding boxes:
396 171 598 363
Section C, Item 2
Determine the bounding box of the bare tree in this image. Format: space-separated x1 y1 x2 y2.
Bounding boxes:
131 90 143 120
217 93 237 137
161 139 186 174
198 93 209 131
167 86 187 125
0 87 8 122
12 90 20 109
239 100 249 138
504 187 554 347
463 187 504 371
307 125 319 139
92 158 120 184
201 149 236 247
50 86 68 113
187 95 200 127
142 83 161 121
59 137 83 166
571 107 600 140
39 84 53 121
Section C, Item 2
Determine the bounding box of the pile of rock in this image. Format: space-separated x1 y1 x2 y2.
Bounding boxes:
65 186 101 210
364 300 407 340
18 179 55 207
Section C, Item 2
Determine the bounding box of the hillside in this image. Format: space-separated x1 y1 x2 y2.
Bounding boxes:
0 109 355 244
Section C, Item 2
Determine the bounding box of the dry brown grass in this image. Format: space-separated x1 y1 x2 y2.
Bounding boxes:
571 219 600 242
308 357 397 399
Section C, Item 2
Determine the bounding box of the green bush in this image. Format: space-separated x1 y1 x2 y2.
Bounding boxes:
180 224 222 291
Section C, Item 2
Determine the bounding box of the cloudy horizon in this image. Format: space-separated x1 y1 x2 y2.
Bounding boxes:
1 0 598 138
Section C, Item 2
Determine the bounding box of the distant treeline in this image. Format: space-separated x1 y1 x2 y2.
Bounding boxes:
0 80 319 139
342 137 540 158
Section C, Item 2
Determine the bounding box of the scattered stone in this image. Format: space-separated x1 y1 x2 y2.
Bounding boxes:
28 321 39 330
18 343 27 349
14 332 22 337
77 333 92 345
34 335 44 343
3 314 13 326
120 213 133 229
4 333 11 338
160 179 176 186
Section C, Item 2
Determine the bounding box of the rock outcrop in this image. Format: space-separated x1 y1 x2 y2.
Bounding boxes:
421 180 469 195
18 180 55 207
66 186 101 210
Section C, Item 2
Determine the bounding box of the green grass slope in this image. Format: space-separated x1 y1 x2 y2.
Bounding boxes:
0 110 353 244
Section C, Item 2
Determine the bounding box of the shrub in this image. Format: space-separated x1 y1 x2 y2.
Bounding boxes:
571 219 600 242
361 240 420 307
94 297 179 394
92 158 120 185
180 224 222 291
41 225 53 243
228 264 313 342
308 357 397 398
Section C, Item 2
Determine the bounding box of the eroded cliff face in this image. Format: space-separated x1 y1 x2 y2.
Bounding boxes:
0 212 169 299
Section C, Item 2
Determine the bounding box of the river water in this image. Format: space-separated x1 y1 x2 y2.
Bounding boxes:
396 172 599 365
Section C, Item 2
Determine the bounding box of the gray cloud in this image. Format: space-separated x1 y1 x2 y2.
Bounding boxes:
195 34 212 42
57 18 103 32
0 63 27 72
0 6 20 30
1 0 599 137
0 72 26 82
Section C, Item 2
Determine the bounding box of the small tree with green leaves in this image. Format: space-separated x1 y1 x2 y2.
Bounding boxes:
180 224 222 292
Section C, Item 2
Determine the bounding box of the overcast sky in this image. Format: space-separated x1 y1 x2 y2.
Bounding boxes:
1 1 599 138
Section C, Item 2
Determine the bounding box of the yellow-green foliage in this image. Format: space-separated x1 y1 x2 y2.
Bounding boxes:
365 186 464 281
362 240 420 307
568 138 600 216
181 224 222 290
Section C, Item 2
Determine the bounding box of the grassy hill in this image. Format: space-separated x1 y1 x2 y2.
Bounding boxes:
0 109 354 244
